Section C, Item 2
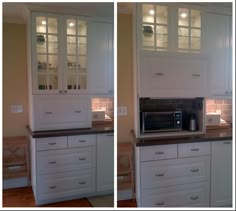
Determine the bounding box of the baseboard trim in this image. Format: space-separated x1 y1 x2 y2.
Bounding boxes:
3 177 29 189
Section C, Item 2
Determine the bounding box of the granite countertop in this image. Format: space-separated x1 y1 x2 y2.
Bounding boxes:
135 127 232 146
27 123 114 138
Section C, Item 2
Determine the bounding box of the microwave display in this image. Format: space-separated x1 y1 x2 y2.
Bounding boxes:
141 111 182 133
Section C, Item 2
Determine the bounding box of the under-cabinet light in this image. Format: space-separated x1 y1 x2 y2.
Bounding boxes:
149 9 155 15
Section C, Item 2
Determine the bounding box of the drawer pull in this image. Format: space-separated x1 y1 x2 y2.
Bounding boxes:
107 134 114 137
79 158 86 161
48 161 56 164
156 202 165 205
45 112 53 115
191 148 199 151
155 152 164 155
74 110 81 113
155 73 164 76
155 173 165 177
49 186 56 189
192 74 200 77
223 141 231 144
190 196 199 200
78 140 86 143
48 142 56 145
190 168 199 172
79 181 86 185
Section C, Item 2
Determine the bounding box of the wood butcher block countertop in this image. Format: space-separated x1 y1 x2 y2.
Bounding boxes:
27 122 114 138
135 125 232 146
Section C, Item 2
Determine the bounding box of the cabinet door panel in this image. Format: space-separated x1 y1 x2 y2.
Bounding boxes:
88 22 113 94
96 133 114 192
211 140 232 207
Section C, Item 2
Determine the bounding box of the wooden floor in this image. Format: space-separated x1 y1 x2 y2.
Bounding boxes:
2 187 92 207
3 187 136 208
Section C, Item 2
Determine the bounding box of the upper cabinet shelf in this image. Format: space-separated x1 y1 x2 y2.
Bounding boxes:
138 3 202 53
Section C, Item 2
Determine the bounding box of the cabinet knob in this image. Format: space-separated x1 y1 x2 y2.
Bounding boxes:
59 90 63 94
64 90 67 94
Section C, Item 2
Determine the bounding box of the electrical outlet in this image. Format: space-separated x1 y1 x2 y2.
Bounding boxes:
11 105 23 113
118 106 128 116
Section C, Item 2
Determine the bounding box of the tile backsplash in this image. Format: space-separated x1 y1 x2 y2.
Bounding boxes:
92 98 114 118
206 99 232 123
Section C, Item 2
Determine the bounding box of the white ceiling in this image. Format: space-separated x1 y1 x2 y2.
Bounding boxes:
3 2 114 24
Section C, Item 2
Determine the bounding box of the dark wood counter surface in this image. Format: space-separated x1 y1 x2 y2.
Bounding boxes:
27 123 114 138
135 127 232 146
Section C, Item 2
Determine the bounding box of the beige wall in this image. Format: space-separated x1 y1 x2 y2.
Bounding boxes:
3 23 29 137
117 14 134 143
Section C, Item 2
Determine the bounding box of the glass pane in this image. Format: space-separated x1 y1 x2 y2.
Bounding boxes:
156 5 168 24
67 56 76 69
48 18 57 34
67 19 76 35
38 74 47 90
142 4 154 23
77 37 87 55
78 56 87 69
178 27 189 37
178 36 189 49
191 29 200 38
36 17 46 33
77 20 87 36
48 55 58 71
178 8 189 26
191 10 201 28
67 73 77 90
67 36 76 55
36 34 46 53
48 74 58 90
48 35 58 54
156 26 168 48
191 37 201 49
78 73 87 89
37 55 47 71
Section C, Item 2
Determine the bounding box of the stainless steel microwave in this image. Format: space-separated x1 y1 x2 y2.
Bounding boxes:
141 111 182 133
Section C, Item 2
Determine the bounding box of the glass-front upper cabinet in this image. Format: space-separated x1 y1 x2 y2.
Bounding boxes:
65 18 87 92
34 13 61 93
140 3 201 53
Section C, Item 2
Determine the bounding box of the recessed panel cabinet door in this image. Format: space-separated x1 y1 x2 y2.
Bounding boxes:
211 140 232 207
96 133 114 192
88 22 113 95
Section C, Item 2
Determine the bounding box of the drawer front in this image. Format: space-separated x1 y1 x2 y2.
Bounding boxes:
37 169 95 201
178 142 210 158
140 144 177 161
37 147 95 174
141 156 210 189
142 182 210 207
36 137 67 151
68 135 96 148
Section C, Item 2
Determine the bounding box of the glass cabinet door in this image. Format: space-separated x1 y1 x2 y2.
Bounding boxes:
178 8 201 52
65 18 87 92
35 15 60 92
142 4 168 51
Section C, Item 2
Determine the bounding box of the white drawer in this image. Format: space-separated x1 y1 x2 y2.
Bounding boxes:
142 181 210 207
178 142 210 158
140 144 177 161
68 134 96 148
37 169 95 201
37 147 96 174
36 137 67 151
141 156 210 189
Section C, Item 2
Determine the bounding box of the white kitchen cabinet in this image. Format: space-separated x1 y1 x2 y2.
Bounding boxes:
205 13 232 97
88 22 114 95
31 12 89 94
139 51 209 98
211 140 232 207
135 142 211 207
96 133 114 192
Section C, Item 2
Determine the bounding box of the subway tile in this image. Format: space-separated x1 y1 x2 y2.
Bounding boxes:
206 99 215 105
214 99 224 104
223 99 232 104
99 98 108 102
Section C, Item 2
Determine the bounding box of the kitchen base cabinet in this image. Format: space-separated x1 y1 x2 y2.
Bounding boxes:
30 133 114 206
211 140 232 207
96 133 114 192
